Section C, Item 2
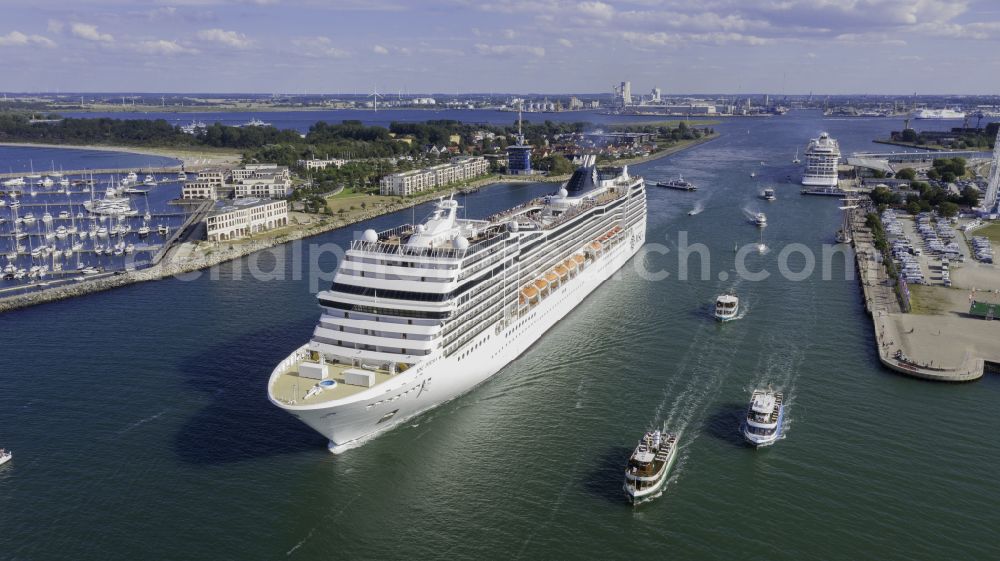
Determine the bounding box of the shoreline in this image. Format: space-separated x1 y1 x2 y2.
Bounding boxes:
0 142 242 169
0 133 718 314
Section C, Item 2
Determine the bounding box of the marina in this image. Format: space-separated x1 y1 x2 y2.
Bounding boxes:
0 164 195 294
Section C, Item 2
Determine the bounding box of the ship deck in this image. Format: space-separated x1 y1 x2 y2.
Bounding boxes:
270 358 394 406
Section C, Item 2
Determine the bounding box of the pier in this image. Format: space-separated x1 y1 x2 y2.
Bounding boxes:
0 166 183 180
852 208 986 381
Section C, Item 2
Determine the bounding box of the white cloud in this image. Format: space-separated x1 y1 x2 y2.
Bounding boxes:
373 44 389 54
197 28 251 49
558 38 573 47
577 1 614 20
0 30 56 48
47 20 63 34
292 36 349 58
71 22 113 43
474 43 545 57
502 29 517 39
135 39 198 56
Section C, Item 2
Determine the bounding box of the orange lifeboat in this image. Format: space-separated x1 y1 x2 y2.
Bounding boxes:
573 254 585 265
555 265 569 278
563 258 576 270
534 279 548 291
521 285 538 300
589 241 602 251
545 271 559 283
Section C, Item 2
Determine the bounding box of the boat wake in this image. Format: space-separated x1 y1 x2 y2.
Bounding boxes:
643 303 754 480
688 201 705 216
116 409 168 435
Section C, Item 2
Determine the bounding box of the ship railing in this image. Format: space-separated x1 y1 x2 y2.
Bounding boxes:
350 239 467 259
376 223 415 240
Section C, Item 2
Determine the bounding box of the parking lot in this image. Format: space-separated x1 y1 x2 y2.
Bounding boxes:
882 209 963 289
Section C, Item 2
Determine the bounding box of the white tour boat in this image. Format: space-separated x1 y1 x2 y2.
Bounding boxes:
624 426 679 504
742 388 784 446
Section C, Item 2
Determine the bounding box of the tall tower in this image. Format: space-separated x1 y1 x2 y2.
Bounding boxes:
985 127 1000 212
621 81 632 107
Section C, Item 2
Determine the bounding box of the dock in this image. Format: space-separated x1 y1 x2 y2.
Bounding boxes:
0 166 183 180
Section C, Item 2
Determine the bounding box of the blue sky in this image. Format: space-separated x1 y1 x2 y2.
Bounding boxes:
1 0 999 95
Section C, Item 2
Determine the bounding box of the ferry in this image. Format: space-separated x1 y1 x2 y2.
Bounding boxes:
741 388 784 446
656 176 697 191
754 212 767 227
801 132 841 187
714 293 739 321
761 188 776 201
623 426 679 504
267 155 647 452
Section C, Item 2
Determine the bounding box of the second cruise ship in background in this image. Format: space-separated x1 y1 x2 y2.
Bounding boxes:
268 156 647 452
801 132 841 188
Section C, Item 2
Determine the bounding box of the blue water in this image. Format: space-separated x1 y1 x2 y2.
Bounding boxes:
2 111 998 560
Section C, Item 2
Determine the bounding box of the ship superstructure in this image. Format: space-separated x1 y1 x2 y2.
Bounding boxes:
801 132 841 188
268 155 647 452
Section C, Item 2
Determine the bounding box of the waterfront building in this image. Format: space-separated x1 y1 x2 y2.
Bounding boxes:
507 110 533 176
379 157 489 196
231 163 290 183
235 176 293 199
267 155 648 452
585 132 655 147
205 198 288 242
298 158 348 170
182 169 227 200
182 181 218 200
233 164 293 199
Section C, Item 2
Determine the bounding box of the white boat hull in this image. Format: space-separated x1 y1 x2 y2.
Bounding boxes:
269 219 647 453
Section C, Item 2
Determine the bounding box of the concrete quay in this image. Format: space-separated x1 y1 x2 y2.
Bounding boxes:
852 209 986 382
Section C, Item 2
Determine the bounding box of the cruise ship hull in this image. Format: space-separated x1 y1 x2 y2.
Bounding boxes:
268 219 647 453
800 176 838 188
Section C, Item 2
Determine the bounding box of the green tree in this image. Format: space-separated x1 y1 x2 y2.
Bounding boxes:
900 128 918 142
895 168 916 181
939 201 959 217
961 186 980 207
545 154 575 175
870 186 899 206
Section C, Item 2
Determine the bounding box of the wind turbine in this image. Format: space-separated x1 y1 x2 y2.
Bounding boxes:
368 85 384 112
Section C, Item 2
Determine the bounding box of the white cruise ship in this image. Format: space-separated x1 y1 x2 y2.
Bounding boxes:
268 156 647 452
801 132 841 187
912 108 965 120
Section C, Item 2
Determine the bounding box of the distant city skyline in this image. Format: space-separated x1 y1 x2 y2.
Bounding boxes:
2 0 999 95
